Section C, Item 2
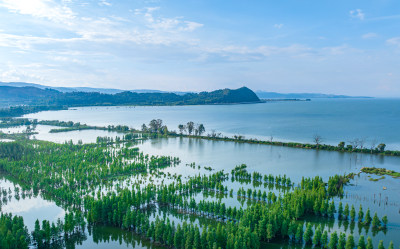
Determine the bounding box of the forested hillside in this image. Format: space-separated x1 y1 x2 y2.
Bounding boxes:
0 86 261 110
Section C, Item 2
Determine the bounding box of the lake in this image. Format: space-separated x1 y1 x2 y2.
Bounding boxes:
25 98 400 150
0 124 124 144
2 98 398 248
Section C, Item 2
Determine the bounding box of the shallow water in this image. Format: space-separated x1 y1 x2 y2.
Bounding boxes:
0 176 165 249
0 124 124 144
32 125 123 144
0 177 65 231
137 137 400 182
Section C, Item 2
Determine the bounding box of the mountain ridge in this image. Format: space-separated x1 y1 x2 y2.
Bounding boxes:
0 85 261 109
0 82 371 98
0 82 192 95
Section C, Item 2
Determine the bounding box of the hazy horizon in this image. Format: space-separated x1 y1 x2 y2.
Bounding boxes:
0 1 399 97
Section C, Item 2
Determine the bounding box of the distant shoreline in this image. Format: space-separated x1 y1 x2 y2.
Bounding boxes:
261 98 311 102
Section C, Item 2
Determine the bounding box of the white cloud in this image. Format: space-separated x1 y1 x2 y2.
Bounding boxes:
0 3 203 49
362 33 377 39
1 198 53 213
180 21 203 32
0 64 47 82
0 0 76 25
197 44 317 62
350 9 365 20
321 45 351 55
50 55 85 64
99 0 111 6
0 32 83 50
274 24 284 29
136 7 203 33
386 37 400 47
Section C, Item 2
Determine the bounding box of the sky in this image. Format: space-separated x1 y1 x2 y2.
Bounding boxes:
0 0 399 97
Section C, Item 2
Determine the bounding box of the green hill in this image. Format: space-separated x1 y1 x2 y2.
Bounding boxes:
45 86 260 106
0 86 261 117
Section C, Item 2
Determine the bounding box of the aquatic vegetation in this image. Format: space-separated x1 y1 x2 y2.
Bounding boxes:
361 167 400 178
0 137 395 248
0 213 30 249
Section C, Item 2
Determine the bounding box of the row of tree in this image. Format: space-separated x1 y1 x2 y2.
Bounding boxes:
178 122 205 136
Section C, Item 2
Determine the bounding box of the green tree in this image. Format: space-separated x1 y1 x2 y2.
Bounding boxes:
187 122 195 135
178 124 186 135
313 226 322 246
364 208 371 225
303 223 313 244
372 212 380 228
322 230 328 247
343 203 349 219
338 202 343 219
345 235 355 249
194 228 201 249
377 144 386 152
338 233 346 249
366 237 373 249
328 201 336 217
350 205 356 221
266 224 274 242
381 215 388 228
357 235 366 249
197 124 205 136
329 231 338 249
32 219 42 247
149 119 163 133
378 240 384 249
295 224 303 243
358 205 364 223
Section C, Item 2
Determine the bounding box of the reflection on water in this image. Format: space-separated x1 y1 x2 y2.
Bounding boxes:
80 226 164 249
0 138 13 142
137 137 400 182
136 137 400 245
0 124 124 144
0 177 65 231
32 125 124 144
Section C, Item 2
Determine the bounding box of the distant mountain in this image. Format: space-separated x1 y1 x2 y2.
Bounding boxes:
0 85 261 110
255 91 371 99
0 82 370 99
0 86 58 100
46 86 260 106
0 82 192 95
0 86 60 107
0 82 125 94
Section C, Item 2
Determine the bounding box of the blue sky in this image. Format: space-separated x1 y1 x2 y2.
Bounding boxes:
0 0 399 96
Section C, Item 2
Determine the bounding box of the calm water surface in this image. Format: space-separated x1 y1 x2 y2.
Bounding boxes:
0 125 123 144
25 98 400 149
137 137 400 181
